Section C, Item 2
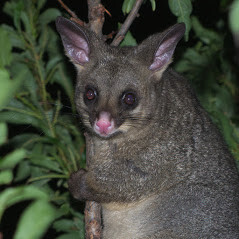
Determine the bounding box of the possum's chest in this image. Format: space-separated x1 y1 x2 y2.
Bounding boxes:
102 196 158 239
102 205 142 239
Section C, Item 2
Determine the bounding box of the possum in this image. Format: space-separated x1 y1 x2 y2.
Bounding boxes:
56 16 239 239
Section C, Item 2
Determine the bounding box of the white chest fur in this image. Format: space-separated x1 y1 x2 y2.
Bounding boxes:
102 196 158 239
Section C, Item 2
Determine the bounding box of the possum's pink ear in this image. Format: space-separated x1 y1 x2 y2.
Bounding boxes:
149 23 185 71
56 16 90 65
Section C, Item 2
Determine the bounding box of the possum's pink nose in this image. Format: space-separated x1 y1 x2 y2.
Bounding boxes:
94 112 115 136
96 118 111 133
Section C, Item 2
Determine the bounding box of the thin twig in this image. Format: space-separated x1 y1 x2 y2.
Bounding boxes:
57 0 85 26
111 0 144 46
106 31 117 40
57 0 78 19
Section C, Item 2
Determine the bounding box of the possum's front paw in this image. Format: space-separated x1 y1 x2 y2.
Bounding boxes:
68 169 95 201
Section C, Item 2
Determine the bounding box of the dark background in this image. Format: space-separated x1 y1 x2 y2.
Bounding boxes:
0 0 226 43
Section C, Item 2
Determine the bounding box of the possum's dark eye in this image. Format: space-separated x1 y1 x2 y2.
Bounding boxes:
86 88 96 100
84 86 98 104
121 91 137 109
123 93 136 105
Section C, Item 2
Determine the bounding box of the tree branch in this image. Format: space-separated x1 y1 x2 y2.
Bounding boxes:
57 1 105 238
85 201 102 239
111 0 144 46
84 133 102 239
87 0 105 37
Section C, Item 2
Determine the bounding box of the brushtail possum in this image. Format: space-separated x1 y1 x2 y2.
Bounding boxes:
56 16 239 239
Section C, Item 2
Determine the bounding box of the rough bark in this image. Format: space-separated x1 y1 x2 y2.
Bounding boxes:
87 0 105 37
84 133 102 239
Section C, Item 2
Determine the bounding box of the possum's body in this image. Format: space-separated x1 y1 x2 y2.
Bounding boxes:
56 17 239 238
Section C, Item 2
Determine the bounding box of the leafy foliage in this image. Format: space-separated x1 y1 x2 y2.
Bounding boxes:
229 0 239 33
0 0 239 238
122 0 156 14
168 0 192 40
0 0 85 238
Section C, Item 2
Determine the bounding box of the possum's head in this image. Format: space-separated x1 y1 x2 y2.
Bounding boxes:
56 17 185 139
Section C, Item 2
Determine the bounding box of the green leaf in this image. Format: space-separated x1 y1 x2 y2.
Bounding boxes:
37 0 47 11
9 133 39 148
46 56 62 75
14 200 56 239
0 185 49 220
0 148 26 169
150 0 156 11
0 69 12 109
120 31 137 47
168 0 192 19
214 87 234 116
53 217 84 238
2 24 25 49
0 170 13 185
211 111 239 157
175 48 208 73
30 154 62 173
229 0 239 33
168 0 192 41
29 165 51 186
39 8 62 28
6 63 39 105
0 110 36 125
52 62 74 107
15 160 31 182
20 11 31 35
0 110 51 136
0 67 27 110
191 16 222 46
122 0 136 14
57 203 71 217
3 0 24 18
0 27 12 67
46 28 61 55
53 219 76 233
0 123 7 145
3 0 24 31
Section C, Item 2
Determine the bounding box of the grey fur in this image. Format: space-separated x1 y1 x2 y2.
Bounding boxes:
56 17 239 238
